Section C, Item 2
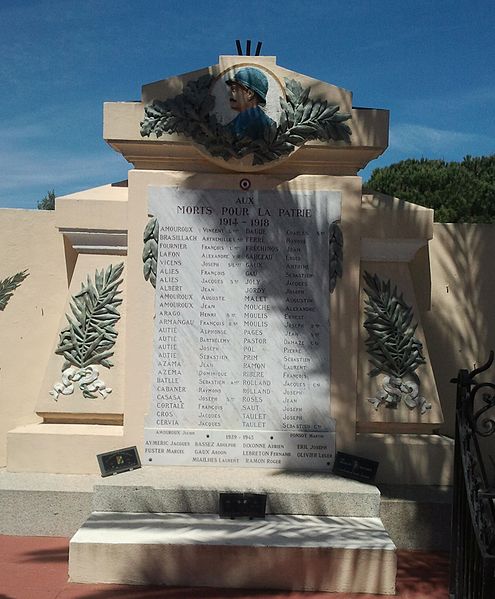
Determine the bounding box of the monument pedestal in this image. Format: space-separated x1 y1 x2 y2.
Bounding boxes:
90 466 381 516
69 512 396 595
7 423 124 474
67 466 396 594
355 433 454 486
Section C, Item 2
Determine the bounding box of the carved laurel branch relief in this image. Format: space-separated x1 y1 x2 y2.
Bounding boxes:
140 75 352 166
329 222 343 294
143 217 158 288
50 263 124 400
0 270 29 311
363 271 431 414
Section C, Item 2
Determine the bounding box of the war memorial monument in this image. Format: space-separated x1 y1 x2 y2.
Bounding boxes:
0 49 466 593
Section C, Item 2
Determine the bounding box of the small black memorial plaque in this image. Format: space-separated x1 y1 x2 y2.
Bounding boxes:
97 446 141 477
332 451 378 484
219 492 267 519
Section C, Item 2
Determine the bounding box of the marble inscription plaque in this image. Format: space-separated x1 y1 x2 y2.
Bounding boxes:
144 188 341 470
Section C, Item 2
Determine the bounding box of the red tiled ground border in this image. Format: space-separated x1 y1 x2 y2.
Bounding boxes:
0 535 450 599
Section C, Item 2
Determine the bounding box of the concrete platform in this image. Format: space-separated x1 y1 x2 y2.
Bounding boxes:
379 484 453 551
7 423 125 474
0 467 452 550
0 533 450 599
69 512 397 594
0 466 380 537
0 468 97 536
92 465 381 517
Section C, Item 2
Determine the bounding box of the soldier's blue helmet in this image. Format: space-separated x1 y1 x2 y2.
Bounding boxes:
226 67 269 105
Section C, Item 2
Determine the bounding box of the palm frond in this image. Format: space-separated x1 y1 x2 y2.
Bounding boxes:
0 270 29 311
55 263 124 369
363 271 426 378
143 217 158 288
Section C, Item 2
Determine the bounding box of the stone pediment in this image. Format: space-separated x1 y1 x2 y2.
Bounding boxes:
104 55 389 175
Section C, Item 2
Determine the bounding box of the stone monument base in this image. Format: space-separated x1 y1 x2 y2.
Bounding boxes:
7 423 124 474
67 467 395 594
0 466 451 552
6 426 454 487
354 433 454 485
69 512 396 595
90 466 380 516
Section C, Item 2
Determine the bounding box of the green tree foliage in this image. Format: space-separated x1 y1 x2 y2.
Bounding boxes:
37 189 56 210
365 155 495 223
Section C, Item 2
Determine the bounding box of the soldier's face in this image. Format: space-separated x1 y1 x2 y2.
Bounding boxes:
229 83 256 112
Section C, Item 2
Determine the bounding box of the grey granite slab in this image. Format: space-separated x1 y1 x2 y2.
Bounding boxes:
91 465 380 517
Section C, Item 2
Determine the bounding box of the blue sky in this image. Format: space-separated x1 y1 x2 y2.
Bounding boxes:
0 0 493 209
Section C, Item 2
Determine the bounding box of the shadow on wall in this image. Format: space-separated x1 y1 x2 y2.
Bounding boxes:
172 174 362 445
152 178 342 426
421 224 495 482
147 182 466 487
180 179 333 360
378 484 453 551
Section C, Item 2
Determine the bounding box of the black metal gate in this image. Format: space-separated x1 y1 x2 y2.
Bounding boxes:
450 352 495 598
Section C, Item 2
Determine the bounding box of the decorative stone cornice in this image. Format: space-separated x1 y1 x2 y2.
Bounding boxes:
59 228 127 255
105 108 388 175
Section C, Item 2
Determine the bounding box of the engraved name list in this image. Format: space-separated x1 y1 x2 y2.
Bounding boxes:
144 187 341 470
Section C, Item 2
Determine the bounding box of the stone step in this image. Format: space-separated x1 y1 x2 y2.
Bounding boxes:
69 512 397 594
92 465 381 517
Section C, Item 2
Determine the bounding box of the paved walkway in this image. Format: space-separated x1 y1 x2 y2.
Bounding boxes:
0 535 450 599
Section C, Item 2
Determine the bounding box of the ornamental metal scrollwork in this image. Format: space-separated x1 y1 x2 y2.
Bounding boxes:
140 74 351 166
471 383 495 437
363 271 431 414
143 217 158 288
50 263 124 400
453 353 495 555
0 270 29 311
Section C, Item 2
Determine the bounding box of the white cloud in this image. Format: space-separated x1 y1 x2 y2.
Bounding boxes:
0 104 129 207
0 144 129 209
398 86 495 118
0 122 49 142
390 123 491 155
0 148 127 191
